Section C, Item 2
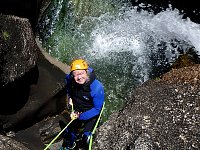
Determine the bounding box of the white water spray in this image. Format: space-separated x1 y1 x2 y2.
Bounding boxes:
79 7 200 117
88 7 200 59
38 2 200 119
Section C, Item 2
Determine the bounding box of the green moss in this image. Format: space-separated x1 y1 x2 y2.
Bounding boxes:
155 77 161 80
2 31 9 40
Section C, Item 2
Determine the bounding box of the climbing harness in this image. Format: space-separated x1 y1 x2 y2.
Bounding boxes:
43 101 105 150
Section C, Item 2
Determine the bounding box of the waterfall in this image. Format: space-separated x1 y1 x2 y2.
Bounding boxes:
37 0 200 120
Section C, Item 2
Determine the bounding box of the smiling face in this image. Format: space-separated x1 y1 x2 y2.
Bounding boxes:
72 69 88 84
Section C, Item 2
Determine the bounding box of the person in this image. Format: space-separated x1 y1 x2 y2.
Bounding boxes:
60 59 105 150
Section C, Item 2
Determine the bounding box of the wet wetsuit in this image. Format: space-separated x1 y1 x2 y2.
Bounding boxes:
62 67 104 149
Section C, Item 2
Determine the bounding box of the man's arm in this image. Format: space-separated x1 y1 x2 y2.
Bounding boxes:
79 80 104 120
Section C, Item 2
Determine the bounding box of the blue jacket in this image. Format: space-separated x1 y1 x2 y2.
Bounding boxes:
65 67 104 120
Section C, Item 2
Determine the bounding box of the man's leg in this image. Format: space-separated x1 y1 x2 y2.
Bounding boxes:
79 116 99 149
59 119 81 149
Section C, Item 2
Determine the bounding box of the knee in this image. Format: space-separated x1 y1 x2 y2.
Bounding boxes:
82 131 92 144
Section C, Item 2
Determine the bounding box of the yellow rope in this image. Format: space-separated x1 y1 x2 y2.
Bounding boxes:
88 102 105 150
43 119 75 150
44 98 76 150
44 100 105 150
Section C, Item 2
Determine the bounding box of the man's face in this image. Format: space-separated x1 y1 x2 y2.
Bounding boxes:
72 69 88 84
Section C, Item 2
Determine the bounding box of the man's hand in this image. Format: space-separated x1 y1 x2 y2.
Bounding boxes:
70 111 80 120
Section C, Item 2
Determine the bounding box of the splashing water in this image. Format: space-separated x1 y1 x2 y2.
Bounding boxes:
38 2 200 120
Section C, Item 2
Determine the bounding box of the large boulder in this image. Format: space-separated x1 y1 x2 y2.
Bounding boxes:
0 15 38 86
0 14 38 115
0 14 69 133
93 65 200 150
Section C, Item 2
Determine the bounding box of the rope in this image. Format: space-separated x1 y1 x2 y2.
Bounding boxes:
44 101 105 150
71 102 74 112
88 102 105 150
44 98 76 150
43 119 75 150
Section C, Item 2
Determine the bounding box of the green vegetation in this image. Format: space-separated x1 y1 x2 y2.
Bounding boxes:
2 30 9 40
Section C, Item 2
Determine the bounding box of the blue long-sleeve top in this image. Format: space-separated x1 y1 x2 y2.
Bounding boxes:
65 68 104 120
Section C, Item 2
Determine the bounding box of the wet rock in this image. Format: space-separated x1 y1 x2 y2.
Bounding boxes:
12 114 63 150
162 64 200 85
93 65 200 150
0 14 38 86
0 14 39 116
170 48 200 69
0 134 30 150
0 14 68 133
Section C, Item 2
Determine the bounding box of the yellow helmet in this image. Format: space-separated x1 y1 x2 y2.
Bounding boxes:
70 59 89 71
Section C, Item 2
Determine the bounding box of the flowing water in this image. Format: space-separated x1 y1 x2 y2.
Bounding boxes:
37 0 200 121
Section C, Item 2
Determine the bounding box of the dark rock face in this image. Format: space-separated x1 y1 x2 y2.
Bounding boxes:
93 65 200 150
0 14 38 114
0 0 43 32
0 15 38 86
0 14 67 134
